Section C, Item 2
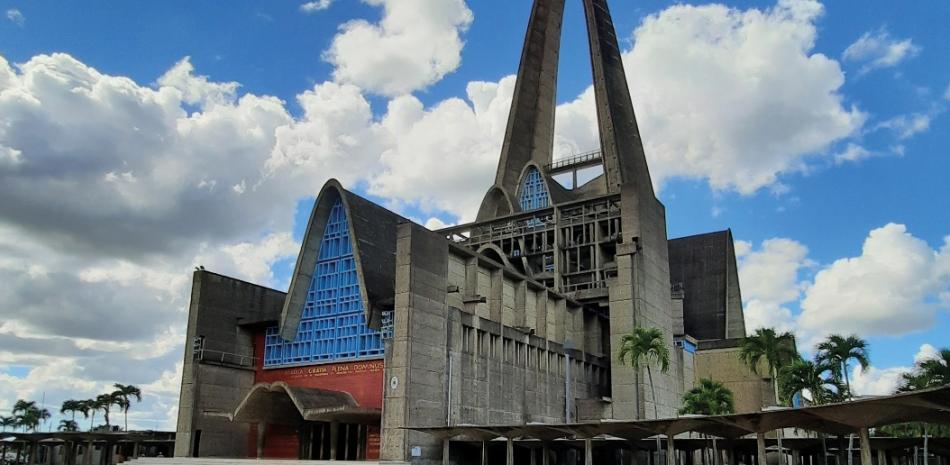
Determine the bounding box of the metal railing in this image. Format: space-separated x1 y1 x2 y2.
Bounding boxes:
195 347 257 368
545 149 603 172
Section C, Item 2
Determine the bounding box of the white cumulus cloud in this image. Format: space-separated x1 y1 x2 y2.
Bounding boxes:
843 27 920 75
323 0 473 96
736 238 811 333
850 344 939 396
553 0 865 194
799 224 950 341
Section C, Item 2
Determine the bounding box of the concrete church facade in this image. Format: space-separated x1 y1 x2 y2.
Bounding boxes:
174 0 770 463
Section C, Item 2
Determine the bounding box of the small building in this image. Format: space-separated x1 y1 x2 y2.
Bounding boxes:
174 0 773 462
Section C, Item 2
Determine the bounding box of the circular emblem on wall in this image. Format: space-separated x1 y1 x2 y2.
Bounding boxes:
390 376 399 391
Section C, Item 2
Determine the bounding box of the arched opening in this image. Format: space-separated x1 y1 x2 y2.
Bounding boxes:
518 166 550 211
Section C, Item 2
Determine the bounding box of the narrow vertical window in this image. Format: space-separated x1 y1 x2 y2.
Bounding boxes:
519 167 550 211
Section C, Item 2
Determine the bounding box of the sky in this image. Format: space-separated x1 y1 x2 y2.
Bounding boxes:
0 0 947 431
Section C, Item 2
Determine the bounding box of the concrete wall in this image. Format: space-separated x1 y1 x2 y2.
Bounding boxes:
694 341 773 414
381 224 610 463
174 272 286 458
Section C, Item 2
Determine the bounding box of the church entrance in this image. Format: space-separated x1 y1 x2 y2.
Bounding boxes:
303 421 377 460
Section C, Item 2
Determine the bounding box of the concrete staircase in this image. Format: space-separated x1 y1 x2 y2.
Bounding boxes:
128 458 408 465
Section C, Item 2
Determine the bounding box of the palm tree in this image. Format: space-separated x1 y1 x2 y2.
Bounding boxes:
58 419 79 432
815 334 870 399
112 384 142 431
739 328 798 406
0 415 16 432
679 378 735 415
79 399 97 431
95 393 117 428
780 358 843 406
11 400 47 432
618 326 671 419
740 328 797 465
899 347 950 391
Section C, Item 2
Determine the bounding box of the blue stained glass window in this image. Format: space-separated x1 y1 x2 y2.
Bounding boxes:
519 167 550 211
263 199 393 368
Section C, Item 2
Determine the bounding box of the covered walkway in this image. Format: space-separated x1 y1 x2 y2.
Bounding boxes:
0 431 174 465
412 385 950 465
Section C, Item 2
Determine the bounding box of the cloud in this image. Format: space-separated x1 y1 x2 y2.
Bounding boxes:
850 344 937 396
553 0 865 194
799 224 950 341
843 27 920 74
736 238 811 333
5 8 24 26
300 0 332 13
323 0 473 96
834 143 872 164
874 113 932 140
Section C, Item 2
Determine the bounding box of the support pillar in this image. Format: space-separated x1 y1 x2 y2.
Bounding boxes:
542 442 550 465
878 450 887 465
481 441 488 465
585 439 593 465
669 435 677 465
442 439 450 465
794 449 801 465
859 428 873 465
757 433 768 465
329 421 339 461
29 441 38 465
256 423 267 459
132 442 140 460
507 438 514 465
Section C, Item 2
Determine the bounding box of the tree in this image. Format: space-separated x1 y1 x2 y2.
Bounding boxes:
780 358 844 406
679 378 735 416
618 326 671 419
739 328 798 406
11 400 50 432
618 326 671 465
112 384 142 431
79 399 97 431
899 347 950 392
58 419 79 432
95 393 117 428
0 415 16 432
739 328 797 465
815 334 870 399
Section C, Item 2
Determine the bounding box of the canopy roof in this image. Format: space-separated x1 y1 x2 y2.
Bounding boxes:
231 381 380 425
411 385 950 441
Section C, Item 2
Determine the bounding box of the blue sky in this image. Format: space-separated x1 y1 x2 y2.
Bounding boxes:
0 0 947 428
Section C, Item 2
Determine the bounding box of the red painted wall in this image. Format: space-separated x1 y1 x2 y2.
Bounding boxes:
247 331 384 459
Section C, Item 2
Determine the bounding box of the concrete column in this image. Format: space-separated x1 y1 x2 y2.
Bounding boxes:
329 421 339 461
585 439 593 465
794 449 801 465
442 439 450 465
481 441 488 465
507 438 514 465
530 446 537 465
859 428 873 465
669 435 677 465
29 441 38 465
542 442 550 465
256 423 267 459
757 433 768 465
132 442 139 460
878 450 887 465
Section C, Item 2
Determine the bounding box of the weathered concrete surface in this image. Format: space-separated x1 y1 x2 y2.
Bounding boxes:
174 271 285 458
694 339 774 414
478 0 565 220
668 230 747 341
